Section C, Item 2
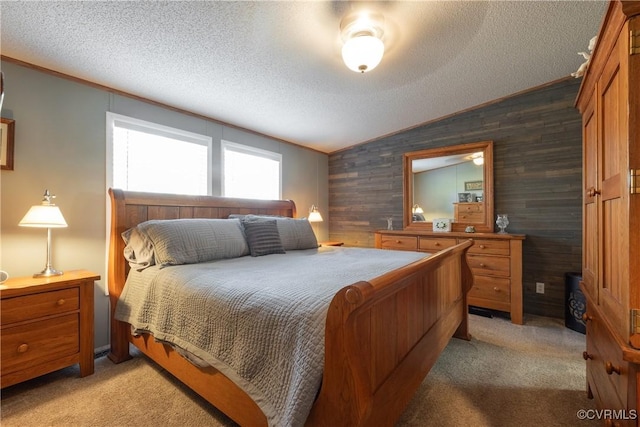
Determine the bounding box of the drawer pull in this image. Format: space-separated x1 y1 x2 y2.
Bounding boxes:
605 361 621 375
493 287 500 292
434 242 440 246
582 351 593 360
395 240 401 244
581 313 592 322
57 299 66 306
479 263 486 267
479 245 485 249
17 343 29 353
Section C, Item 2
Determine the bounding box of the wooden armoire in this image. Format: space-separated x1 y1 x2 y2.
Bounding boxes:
575 1 640 424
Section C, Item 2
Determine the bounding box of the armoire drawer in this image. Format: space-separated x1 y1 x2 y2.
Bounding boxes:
587 316 628 407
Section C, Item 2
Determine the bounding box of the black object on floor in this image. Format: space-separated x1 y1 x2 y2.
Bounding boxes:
565 272 586 334
469 306 493 318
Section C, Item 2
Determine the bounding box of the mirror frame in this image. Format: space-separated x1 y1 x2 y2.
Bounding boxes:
403 140 494 233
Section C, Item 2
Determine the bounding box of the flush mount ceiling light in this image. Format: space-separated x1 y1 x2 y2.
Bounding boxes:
471 152 484 165
340 12 385 74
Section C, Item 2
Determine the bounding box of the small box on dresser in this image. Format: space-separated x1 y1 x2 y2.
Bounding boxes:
0 270 99 388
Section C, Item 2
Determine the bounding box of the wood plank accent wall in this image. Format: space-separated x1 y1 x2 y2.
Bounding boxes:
329 78 583 319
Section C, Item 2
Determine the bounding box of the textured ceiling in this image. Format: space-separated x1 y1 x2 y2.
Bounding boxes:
0 1 607 153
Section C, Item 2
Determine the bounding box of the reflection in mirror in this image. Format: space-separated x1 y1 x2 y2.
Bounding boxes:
403 141 494 233
413 153 484 222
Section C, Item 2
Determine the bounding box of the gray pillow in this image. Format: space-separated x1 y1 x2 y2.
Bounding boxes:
122 226 156 271
233 214 318 250
134 218 249 266
242 220 286 257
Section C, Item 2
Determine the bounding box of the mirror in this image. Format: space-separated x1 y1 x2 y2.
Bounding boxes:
403 141 494 233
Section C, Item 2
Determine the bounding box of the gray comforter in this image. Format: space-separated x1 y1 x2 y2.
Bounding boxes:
115 246 428 426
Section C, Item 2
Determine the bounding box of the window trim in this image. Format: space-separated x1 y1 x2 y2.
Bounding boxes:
221 140 282 199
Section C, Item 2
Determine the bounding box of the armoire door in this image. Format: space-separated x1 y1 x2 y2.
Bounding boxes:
596 23 629 340
582 91 598 303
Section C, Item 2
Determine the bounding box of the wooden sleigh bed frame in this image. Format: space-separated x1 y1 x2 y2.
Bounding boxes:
107 188 474 426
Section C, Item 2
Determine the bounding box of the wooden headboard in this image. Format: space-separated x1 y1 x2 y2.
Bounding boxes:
107 188 297 359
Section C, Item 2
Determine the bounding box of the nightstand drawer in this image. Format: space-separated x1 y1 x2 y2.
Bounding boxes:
1 288 79 325
1 313 79 374
419 237 457 252
380 236 418 251
467 255 510 277
467 239 510 256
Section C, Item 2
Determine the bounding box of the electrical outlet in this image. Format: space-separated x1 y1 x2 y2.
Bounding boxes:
536 282 545 294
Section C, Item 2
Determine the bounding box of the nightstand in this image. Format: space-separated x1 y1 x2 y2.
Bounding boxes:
0 269 99 388
320 241 344 247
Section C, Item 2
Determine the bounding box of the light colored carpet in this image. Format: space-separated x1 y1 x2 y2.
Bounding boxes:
1 314 597 427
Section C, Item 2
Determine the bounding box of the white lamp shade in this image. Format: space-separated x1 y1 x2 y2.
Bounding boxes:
308 211 323 223
342 35 384 73
19 205 68 228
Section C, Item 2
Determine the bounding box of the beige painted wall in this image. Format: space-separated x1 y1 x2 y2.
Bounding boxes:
0 61 329 351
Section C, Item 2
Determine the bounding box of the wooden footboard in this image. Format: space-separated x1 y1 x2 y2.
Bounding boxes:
107 188 473 426
308 239 473 426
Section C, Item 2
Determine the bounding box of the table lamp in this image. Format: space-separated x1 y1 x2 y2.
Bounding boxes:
308 205 323 223
19 190 68 277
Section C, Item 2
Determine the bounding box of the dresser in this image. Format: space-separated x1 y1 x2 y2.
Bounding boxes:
575 1 640 423
0 270 99 388
453 202 484 224
375 230 525 324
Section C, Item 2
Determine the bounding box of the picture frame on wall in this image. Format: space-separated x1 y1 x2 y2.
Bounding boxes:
1 118 15 171
464 180 483 191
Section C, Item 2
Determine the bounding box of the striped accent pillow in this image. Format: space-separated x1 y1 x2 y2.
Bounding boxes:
243 220 286 257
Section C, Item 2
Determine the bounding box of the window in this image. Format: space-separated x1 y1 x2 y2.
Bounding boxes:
222 141 282 200
106 112 212 195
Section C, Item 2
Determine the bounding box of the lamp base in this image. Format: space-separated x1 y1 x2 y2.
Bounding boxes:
33 267 64 278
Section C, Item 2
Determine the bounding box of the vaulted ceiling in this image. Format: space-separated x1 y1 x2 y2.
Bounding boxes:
0 1 607 153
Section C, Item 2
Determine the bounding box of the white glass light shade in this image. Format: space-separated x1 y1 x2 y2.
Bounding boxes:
412 204 424 214
342 35 384 73
308 205 323 223
19 205 68 228
473 157 484 166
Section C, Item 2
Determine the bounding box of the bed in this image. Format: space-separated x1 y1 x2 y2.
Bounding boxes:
107 188 474 426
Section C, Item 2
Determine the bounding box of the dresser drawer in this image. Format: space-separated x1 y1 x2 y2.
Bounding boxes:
456 203 483 213
456 212 484 223
419 237 457 252
380 236 418 251
468 276 510 304
1 288 79 325
1 313 79 375
467 255 510 277
467 239 510 256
